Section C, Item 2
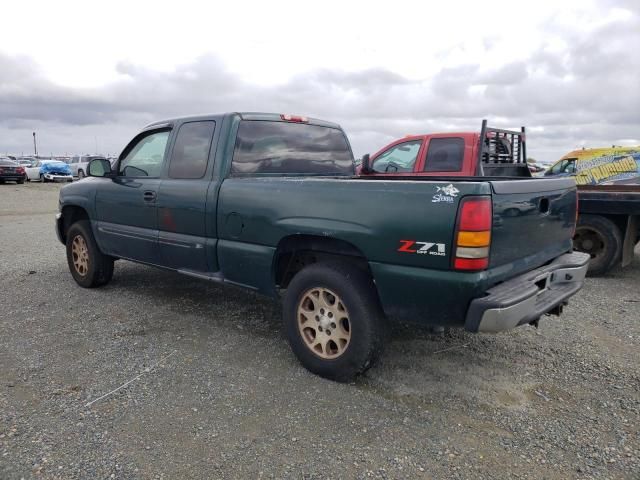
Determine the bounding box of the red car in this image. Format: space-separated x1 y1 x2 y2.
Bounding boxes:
0 158 26 184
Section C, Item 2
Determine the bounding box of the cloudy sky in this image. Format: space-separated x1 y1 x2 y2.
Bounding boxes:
1 0 638 162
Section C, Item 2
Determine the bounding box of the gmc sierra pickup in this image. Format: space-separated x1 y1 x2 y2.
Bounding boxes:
56 112 589 381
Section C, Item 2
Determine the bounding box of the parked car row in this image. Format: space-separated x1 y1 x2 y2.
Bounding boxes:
0 157 74 184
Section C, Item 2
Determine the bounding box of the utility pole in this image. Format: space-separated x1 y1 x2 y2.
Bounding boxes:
32 132 38 157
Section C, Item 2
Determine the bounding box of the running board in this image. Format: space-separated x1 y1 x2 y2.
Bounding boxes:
177 269 224 282
177 269 258 291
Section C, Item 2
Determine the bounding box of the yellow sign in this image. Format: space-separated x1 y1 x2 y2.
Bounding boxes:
548 147 640 185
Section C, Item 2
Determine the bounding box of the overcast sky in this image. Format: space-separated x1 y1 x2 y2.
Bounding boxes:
1 0 638 162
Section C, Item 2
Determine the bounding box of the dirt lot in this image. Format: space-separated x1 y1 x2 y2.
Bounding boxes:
1 182 638 479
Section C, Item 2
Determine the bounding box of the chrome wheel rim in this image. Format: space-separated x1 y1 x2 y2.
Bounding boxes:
71 235 89 276
297 287 351 359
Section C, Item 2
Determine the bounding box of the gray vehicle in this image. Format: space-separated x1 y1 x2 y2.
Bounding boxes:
69 155 107 178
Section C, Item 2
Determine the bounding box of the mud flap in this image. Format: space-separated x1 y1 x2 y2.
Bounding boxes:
622 215 638 267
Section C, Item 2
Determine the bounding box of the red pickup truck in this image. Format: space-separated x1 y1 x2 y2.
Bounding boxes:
359 120 531 178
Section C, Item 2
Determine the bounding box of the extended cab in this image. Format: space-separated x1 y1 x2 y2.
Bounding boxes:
56 113 589 381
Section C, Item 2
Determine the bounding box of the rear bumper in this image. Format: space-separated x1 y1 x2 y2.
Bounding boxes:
0 174 26 181
465 251 590 333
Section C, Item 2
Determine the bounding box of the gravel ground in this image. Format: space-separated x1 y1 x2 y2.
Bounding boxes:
1 182 638 479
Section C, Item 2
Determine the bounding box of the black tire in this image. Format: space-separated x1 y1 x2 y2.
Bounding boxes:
17 178 25 184
573 214 622 276
283 262 386 382
66 220 114 288
39 174 47 183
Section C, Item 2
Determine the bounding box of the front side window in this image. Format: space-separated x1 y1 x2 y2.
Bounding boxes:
169 121 215 179
119 130 170 177
561 159 577 174
372 141 421 173
232 121 353 175
423 137 464 172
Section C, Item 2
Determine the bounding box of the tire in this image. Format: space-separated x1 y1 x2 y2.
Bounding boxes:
66 220 114 288
40 174 47 183
283 262 386 382
573 214 622 276
17 178 25 184
78 170 85 179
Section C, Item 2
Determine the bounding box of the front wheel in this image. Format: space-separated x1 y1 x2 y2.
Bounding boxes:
17 178 25 184
283 262 386 382
39 174 47 183
66 220 114 288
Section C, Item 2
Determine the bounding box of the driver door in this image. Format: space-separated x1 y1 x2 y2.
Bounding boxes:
94 128 171 265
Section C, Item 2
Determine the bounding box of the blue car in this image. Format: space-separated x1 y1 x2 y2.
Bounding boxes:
25 160 73 182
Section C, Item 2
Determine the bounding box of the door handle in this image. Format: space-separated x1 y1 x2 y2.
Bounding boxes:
143 190 157 202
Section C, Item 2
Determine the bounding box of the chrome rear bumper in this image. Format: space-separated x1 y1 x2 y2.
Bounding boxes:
465 252 590 333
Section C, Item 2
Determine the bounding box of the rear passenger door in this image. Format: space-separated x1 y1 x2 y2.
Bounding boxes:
157 120 217 273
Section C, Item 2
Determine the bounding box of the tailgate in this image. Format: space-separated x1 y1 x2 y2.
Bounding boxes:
489 177 577 272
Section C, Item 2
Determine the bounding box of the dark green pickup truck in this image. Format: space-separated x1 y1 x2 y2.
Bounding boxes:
56 112 589 381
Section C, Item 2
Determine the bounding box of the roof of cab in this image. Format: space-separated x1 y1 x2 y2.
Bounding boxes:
143 112 342 130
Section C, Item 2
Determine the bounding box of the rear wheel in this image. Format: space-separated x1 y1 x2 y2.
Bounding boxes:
573 214 622 276
283 262 385 382
17 179 25 184
66 220 114 288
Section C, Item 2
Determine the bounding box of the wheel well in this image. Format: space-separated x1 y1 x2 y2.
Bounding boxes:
274 235 371 289
61 206 90 243
580 213 628 237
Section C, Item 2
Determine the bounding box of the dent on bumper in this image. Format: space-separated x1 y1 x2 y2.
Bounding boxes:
465 251 590 333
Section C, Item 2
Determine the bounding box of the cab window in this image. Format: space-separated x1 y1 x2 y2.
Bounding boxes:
119 130 170 177
169 121 215 179
371 141 421 173
423 137 464 172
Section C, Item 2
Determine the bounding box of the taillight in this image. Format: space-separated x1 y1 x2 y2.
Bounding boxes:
454 196 492 271
280 114 308 123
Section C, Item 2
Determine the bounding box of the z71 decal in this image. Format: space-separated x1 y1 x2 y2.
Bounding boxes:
398 240 446 256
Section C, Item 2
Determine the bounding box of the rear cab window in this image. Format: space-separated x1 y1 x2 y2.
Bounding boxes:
231 121 353 175
423 137 465 172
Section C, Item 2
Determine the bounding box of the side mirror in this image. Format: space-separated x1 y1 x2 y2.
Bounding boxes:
360 154 372 174
87 158 114 178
